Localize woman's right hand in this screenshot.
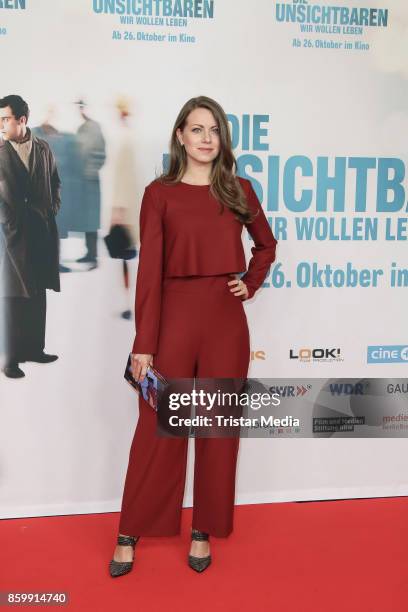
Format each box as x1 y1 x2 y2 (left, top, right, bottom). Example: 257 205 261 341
131 353 153 382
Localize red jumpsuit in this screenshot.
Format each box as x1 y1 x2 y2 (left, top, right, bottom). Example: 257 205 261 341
119 177 277 537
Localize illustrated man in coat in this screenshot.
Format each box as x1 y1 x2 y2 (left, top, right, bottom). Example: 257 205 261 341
74 99 106 269
0 95 61 379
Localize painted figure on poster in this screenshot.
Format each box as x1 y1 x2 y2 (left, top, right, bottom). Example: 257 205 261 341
0 95 60 379
109 96 139 319
73 99 106 269
33 106 82 273
0 0 26 10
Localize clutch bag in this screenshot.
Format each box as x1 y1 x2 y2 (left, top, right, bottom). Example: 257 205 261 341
104 224 137 260
124 353 168 411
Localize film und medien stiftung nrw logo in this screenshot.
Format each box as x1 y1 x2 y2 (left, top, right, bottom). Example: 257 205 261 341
367 346 408 364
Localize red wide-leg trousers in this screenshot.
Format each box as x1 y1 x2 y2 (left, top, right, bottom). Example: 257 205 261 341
119 274 250 538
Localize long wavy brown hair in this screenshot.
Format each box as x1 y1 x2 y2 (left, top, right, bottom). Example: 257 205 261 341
158 96 256 224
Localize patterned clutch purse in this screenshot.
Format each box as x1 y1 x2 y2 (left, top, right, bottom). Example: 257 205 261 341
124 354 168 411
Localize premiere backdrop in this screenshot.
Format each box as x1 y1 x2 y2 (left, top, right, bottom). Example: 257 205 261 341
1 0 407 518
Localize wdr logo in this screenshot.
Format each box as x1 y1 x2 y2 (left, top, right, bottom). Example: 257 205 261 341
367 345 408 364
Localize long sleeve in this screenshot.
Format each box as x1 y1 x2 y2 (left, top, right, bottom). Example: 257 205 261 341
240 180 277 299
0 193 12 225
94 128 106 172
0 162 13 225
132 185 164 355
49 149 61 215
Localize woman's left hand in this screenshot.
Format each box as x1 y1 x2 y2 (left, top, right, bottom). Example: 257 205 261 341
227 275 249 300
110 206 126 227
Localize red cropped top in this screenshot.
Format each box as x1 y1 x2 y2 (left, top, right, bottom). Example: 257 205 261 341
132 176 277 355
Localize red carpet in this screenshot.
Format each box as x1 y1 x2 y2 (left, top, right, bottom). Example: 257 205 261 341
1 498 407 612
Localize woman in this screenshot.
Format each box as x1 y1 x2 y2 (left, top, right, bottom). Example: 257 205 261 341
109 96 277 577
109 96 139 319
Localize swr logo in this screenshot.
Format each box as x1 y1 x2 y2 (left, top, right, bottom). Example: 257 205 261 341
269 385 310 397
